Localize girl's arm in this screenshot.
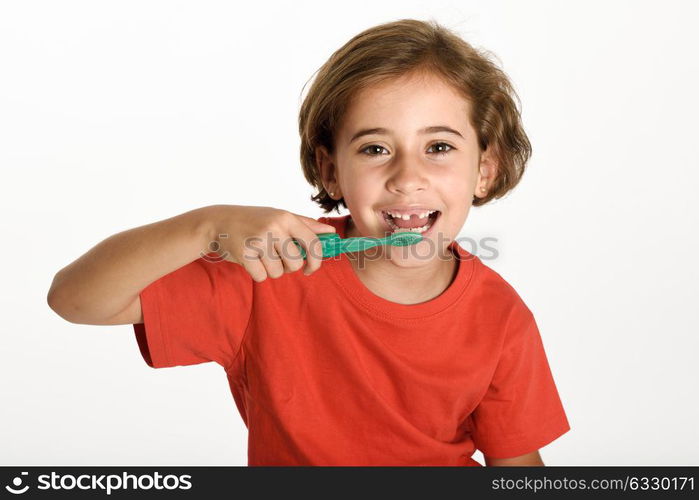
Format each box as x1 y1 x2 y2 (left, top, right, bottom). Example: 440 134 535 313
485 450 545 466
47 205 216 325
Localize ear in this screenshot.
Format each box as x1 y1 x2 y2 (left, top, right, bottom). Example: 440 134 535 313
475 146 498 198
315 145 341 199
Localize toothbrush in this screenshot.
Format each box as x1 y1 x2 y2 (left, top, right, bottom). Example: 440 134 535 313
293 232 423 260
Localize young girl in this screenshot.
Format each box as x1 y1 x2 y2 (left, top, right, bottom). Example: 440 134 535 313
48 18 569 466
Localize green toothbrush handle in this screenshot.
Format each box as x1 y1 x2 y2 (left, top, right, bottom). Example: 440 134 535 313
293 233 341 260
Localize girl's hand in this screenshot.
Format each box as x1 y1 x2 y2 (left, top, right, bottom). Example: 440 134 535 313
206 205 337 282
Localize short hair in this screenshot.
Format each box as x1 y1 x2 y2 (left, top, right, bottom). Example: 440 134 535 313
298 18 532 214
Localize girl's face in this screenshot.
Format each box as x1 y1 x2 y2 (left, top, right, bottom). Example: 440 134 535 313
317 71 496 264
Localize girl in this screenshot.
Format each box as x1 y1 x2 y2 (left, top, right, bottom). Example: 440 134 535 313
48 18 569 466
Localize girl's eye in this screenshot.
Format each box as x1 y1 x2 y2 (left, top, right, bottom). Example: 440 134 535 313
359 142 455 157
361 145 388 156
427 142 454 156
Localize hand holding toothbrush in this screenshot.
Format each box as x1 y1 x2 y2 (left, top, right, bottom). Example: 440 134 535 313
205 205 336 282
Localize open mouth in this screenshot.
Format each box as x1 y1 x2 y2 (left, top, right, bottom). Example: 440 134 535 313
380 209 441 234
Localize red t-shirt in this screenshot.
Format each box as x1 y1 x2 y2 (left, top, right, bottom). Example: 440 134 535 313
133 214 570 465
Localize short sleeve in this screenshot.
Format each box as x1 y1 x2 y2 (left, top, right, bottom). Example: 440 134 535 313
470 310 570 459
132 253 253 370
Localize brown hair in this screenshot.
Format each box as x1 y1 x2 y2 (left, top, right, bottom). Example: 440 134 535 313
298 18 532 214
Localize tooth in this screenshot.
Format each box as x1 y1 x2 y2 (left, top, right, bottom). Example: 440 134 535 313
385 209 438 221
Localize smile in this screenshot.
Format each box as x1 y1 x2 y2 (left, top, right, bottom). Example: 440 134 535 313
380 209 441 235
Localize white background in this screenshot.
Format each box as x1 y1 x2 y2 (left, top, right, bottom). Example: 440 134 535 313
1 0 697 466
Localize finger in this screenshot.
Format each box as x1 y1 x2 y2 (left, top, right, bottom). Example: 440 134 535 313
290 221 325 275
258 235 285 279
238 246 268 283
295 215 336 234
276 235 304 274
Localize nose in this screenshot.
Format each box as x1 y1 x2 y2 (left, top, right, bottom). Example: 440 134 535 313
385 159 428 196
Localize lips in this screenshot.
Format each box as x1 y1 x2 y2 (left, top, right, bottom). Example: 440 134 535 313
379 209 441 234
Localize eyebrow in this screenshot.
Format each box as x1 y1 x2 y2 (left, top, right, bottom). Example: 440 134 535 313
349 125 464 144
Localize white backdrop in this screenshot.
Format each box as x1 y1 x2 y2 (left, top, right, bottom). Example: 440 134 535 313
1 0 697 466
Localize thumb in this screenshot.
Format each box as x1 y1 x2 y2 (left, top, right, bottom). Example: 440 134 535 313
297 215 337 233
